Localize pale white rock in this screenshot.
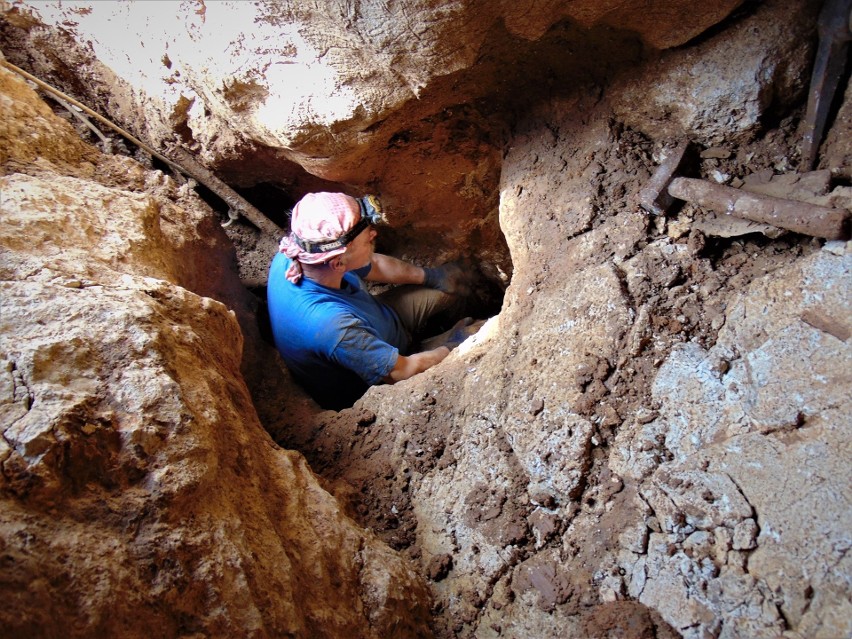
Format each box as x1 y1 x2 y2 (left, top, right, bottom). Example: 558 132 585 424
612 0 814 144
625 248 852 638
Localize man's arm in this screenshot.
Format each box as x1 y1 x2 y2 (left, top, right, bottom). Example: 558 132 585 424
365 253 425 285
383 346 450 384
366 254 471 296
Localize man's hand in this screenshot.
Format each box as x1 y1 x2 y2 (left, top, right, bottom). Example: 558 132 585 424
383 347 449 383
385 317 487 384
418 317 486 352
422 262 472 296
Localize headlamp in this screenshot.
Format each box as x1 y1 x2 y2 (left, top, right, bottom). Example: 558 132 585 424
358 194 384 225
293 194 384 254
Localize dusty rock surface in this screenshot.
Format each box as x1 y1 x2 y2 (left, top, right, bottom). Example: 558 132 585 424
0 65 431 639
610 0 816 145
2 0 851 638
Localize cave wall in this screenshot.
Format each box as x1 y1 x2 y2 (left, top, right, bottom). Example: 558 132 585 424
0 65 432 639
2 0 747 159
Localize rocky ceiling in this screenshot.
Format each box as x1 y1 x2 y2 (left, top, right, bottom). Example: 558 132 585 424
1 0 746 265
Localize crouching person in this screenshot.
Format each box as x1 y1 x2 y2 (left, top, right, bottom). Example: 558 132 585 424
267 192 480 410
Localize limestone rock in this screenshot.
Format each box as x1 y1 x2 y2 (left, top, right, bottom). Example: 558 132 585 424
1 0 742 268
8 0 743 155
612 0 816 144
0 60 430 639
620 246 851 639
288 17 848 633
2 2 848 638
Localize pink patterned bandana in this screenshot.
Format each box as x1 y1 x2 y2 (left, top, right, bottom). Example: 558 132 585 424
279 192 361 283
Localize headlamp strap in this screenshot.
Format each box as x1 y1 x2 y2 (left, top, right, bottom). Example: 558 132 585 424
293 216 371 254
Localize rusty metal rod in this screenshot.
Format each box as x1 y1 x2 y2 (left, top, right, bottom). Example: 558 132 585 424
169 146 284 237
667 177 849 240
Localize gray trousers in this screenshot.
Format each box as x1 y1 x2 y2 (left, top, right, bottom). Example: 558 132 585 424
376 285 459 352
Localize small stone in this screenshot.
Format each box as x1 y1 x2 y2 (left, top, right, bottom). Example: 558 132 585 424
427 553 453 581
667 215 691 239
684 530 713 557
529 489 556 509
733 518 758 550
635 408 658 424
710 169 730 184
598 404 620 427
529 509 560 547
600 584 619 603
530 398 544 416
356 410 376 427
713 526 732 551
700 147 731 159
81 423 98 435
823 240 847 256
646 516 662 533
711 358 730 375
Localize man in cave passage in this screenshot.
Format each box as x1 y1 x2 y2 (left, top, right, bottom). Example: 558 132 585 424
267 191 482 411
